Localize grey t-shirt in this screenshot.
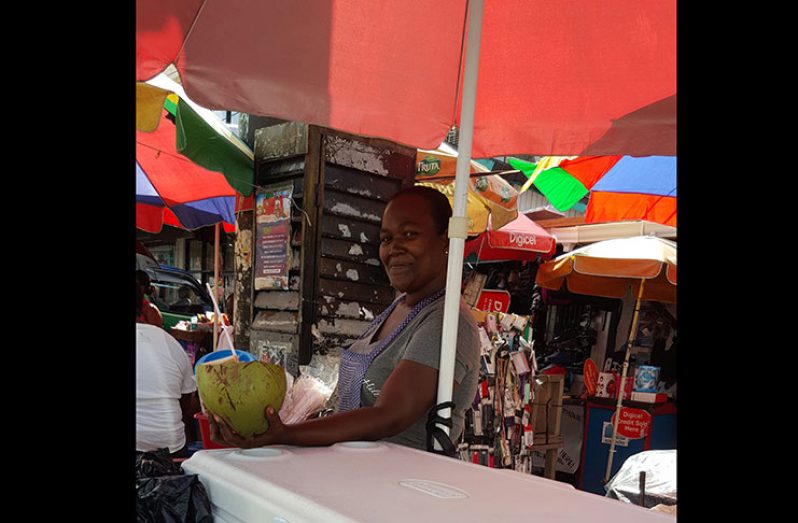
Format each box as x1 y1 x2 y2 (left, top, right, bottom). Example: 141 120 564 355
346 296 480 451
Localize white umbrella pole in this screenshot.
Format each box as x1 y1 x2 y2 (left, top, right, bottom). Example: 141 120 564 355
213 222 221 350
604 279 647 482
435 0 484 451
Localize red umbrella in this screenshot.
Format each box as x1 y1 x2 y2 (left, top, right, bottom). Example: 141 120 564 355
464 214 556 262
136 0 675 157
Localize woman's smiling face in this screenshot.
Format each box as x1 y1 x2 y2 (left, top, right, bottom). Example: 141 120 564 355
379 193 449 302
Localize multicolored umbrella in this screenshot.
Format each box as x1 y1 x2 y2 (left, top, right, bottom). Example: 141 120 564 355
136 160 236 234
415 145 518 235
463 213 556 262
509 155 676 227
137 73 254 197
136 73 256 233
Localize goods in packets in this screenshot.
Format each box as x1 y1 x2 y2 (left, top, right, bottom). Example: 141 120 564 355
196 359 287 437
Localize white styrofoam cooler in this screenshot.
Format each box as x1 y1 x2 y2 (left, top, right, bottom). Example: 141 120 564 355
182 441 672 523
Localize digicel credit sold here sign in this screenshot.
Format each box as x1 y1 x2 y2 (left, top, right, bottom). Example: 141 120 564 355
610 408 653 439
475 290 511 313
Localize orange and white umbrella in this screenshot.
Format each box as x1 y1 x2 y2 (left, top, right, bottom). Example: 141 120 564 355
535 236 676 303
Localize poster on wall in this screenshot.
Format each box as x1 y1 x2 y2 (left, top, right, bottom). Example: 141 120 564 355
254 184 293 291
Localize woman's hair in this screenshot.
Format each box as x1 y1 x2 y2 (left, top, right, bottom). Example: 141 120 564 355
389 186 452 234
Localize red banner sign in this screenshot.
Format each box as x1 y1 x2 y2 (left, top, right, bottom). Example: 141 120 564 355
611 408 652 439
475 290 511 313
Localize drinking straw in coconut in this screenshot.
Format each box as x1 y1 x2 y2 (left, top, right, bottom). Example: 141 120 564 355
206 282 237 362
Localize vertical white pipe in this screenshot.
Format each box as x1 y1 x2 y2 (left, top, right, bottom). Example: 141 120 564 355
435 0 484 449
604 279 647 482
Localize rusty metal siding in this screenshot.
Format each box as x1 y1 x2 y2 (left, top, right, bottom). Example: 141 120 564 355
517 188 585 218
310 130 414 356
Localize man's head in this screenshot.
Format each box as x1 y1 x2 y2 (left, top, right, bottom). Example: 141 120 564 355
136 270 153 296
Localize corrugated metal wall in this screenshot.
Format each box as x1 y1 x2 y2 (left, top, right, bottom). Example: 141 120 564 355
517 189 584 218
313 132 416 356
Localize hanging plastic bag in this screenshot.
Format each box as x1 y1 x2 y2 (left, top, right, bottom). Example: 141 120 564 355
278 354 338 423
135 448 182 480
136 448 213 522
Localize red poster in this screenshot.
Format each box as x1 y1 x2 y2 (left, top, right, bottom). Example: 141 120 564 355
611 408 652 439
475 290 511 313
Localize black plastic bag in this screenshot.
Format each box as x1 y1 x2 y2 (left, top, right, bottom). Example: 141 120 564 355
136 474 213 523
136 448 182 480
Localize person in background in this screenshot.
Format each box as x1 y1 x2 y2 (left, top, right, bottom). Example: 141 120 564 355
171 285 193 310
209 186 481 453
224 291 235 325
136 282 200 457
136 270 163 328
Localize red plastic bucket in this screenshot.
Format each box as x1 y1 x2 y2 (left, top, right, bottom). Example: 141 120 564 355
194 412 233 449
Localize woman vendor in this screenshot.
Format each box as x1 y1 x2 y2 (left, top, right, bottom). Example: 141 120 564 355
209 186 481 452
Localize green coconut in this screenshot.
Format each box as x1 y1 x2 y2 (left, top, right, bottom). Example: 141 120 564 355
196 360 287 437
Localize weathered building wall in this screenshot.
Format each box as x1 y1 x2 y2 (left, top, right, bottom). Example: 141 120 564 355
313 138 414 355
246 123 308 374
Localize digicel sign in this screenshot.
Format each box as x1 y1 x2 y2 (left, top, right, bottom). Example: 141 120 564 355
491 232 538 250
509 233 536 247
610 408 652 439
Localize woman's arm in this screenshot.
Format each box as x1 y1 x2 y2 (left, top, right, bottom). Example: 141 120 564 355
210 359 455 448
180 391 201 443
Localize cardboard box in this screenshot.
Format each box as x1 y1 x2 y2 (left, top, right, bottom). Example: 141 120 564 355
631 391 668 404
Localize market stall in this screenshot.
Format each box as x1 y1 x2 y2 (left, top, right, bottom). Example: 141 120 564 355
536 236 677 491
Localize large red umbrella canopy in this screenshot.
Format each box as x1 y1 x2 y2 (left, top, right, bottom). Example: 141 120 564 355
136 0 675 157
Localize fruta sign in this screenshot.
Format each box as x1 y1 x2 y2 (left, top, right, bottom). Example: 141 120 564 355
610 407 652 439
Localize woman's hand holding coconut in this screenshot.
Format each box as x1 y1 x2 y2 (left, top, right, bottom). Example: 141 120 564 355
208 406 286 448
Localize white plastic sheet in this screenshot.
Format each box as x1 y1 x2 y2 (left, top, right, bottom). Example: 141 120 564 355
605 450 676 508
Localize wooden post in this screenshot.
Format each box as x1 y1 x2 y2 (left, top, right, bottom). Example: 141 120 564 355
234 210 255 351
298 126 323 366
